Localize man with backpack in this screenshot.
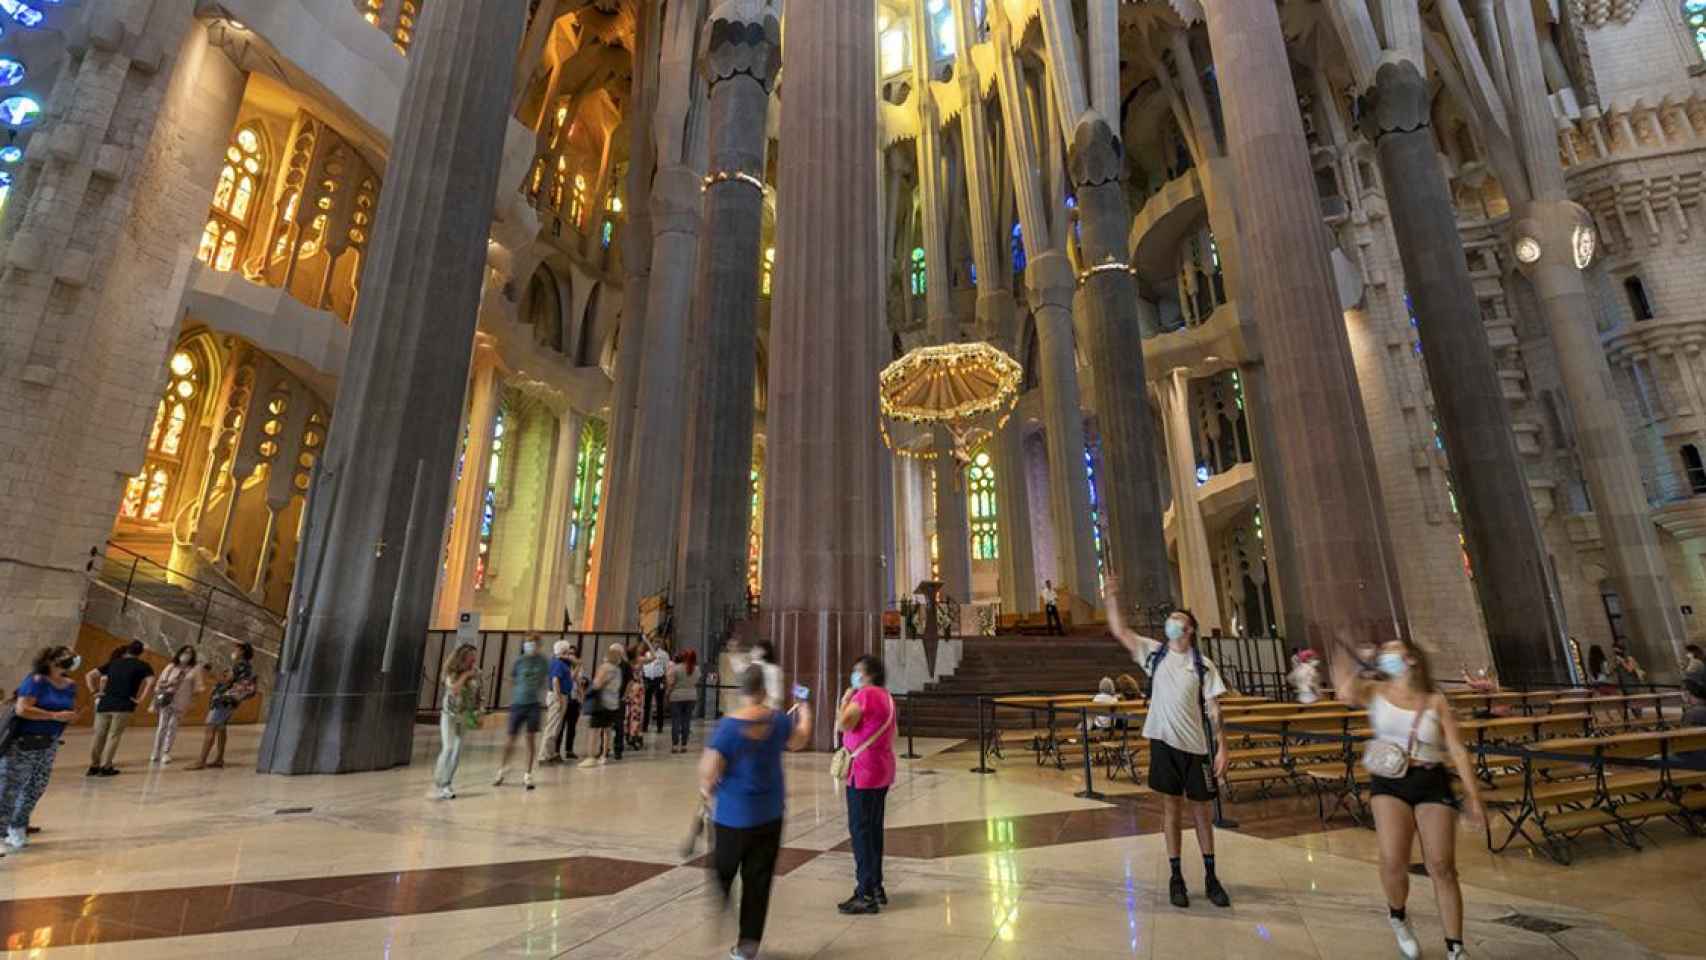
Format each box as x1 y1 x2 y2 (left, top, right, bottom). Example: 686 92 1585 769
1103 577 1232 909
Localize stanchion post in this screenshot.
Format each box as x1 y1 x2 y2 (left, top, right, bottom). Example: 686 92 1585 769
1073 707 1106 800
970 695 995 774
900 691 922 760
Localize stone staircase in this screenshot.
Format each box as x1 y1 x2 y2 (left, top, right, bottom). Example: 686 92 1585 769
88 545 284 661
900 630 1138 740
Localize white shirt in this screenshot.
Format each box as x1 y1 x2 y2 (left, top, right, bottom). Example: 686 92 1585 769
1042 586 1058 605
1369 694 1446 765
728 652 785 710
641 648 669 680
1133 637 1228 756
1090 691 1118 729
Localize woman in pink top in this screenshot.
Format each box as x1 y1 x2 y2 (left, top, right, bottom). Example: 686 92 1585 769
836 655 895 915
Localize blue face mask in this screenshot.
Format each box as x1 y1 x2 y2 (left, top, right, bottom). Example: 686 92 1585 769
850 671 865 690
1377 652 1410 678
1164 619 1187 643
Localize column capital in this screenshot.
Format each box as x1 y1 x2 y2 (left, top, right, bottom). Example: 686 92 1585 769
1025 250 1077 311
704 1 781 93
1067 111 1123 190
1358 60 1431 143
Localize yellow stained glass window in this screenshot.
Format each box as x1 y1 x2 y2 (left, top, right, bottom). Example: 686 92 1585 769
202 123 267 273
160 402 187 456
142 468 170 521
120 473 147 519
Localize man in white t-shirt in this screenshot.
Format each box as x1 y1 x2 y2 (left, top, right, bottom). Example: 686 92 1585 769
641 638 670 735
1041 580 1064 635
1104 577 1232 910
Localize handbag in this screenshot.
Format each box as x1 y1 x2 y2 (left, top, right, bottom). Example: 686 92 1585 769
830 692 894 784
1361 701 1425 779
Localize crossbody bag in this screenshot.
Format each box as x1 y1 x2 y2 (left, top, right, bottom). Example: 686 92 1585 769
1361 701 1425 779
830 692 895 785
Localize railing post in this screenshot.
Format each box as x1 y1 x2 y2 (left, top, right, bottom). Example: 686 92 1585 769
493 631 510 710
121 557 139 612
1073 706 1105 800
969 695 994 774
195 588 212 646
900 691 921 760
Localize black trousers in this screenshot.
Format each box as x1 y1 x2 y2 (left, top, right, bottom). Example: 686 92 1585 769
643 677 668 733
714 817 782 946
845 786 889 896
1045 603 1064 635
560 699 581 757
669 700 694 746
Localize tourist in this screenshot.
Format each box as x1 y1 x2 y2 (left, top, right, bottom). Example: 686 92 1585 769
83 646 124 697
1041 579 1065 635
1611 641 1645 691
623 644 646 752
1681 644 1705 683
88 640 156 777
642 636 670 736
837 654 896 915
1289 649 1322 704
1588 644 1615 694
739 640 785 710
1682 677 1706 727
1 646 81 849
1089 676 1119 729
189 642 258 770
494 633 547 789
699 664 814 959
1103 577 1232 909
1114 674 1143 701
149 644 205 764
435 643 481 799
580 644 624 768
668 649 701 753
540 640 579 765
1332 638 1485 960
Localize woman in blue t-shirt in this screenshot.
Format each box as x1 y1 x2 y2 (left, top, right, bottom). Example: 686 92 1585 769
698 665 813 960
2 645 82 850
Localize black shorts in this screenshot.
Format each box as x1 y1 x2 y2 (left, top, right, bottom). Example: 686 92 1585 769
1148 739 1215 801
589 707 619 729
508 701 543 735
1369 764 1459 809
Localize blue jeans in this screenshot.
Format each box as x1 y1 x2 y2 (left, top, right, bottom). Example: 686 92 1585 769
845 786 888 897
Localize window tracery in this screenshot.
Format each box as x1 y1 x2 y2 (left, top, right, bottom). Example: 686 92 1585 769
120 348 205 524
1687 1 1706 60
197 124 267 273
968 449 997 560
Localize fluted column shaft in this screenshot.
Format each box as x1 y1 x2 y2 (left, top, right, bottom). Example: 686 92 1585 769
260 0 527 773
1364 60 1562 681
1201 0 1407 650
675 6 780 658
763 0 885 748
434 351 499 629
1028 254 1103 605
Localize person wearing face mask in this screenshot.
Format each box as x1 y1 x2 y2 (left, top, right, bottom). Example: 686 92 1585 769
494 633 548 789
735 641 784 711
149 645 204 764
835 655 896 915
1332 638 1485 960
1 646 82 849
1103 577 1232 910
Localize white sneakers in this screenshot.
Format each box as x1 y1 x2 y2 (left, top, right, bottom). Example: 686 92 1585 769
5 827 27 850
1389 916 1421 960
492 768 507 787
578 756 603 769
524 772 535 791
160 754 172 765
436 786 455 800
1445 944 1468 960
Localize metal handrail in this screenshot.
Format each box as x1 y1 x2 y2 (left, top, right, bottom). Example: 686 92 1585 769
96 541 279 622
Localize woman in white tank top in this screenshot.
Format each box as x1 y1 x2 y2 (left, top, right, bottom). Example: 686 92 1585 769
1334 639 1485 960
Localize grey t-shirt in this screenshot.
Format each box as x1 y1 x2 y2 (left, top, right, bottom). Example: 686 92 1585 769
510 653 547 706
1134 638 1228 756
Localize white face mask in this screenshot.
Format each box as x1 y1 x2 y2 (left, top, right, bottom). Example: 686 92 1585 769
178 654 192 665
523 641 538 655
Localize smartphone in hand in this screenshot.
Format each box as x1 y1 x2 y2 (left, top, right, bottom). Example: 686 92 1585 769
792 683 810 702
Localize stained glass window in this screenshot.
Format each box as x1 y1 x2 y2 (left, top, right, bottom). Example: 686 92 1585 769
198 123 266 272
120 349 201 524
475 410 505 591
1688 1 1706 60
1011 222 1026 275
910 246 927 296
968 450 998 560
1086 444 1105 581
761 247 775 297
880 24 910 76
748 465 764 600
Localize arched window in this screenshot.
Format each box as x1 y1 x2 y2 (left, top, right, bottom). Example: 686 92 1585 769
748 465 764 600
1682 444 1706 494
1011 222 1026 275
879 23 910 76
570 174 589 227
910 246 927 296
198 124 267 273
475 410 505 591
1688 1 1706 61
929 0 956 57
967 450 998 560
761 246 775 297
550 156 567 210
119 348 204 524
1624 275 1655 321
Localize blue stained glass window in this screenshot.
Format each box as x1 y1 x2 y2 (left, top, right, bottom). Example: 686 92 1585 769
0 145 19 163
480 489 495 537
0 95 40 127
0 0 44 28
601 219 613 249
1010 222 1026 274
1688 1 1706 60
0 59 24 87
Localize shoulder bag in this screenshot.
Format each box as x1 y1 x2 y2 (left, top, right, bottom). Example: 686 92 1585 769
830 692 895 784
1361 700 1424 779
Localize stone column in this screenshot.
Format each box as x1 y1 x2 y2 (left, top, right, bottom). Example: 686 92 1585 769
675 3 780 659
259 0 527 774
1160 370 1221 632
763 0 885 748
1070 117 1171 606
1362 60 1564 681
1028 255 1103 607
1201 0 1407 649
433 347 500 628
537 410 583 630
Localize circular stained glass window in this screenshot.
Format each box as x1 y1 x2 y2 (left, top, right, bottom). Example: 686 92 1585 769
0 145 19 163
0 59 24 88
2 1 46 28
0 95 41 127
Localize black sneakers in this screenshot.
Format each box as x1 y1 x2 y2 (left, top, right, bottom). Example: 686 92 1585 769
838 893 880 915
1169 876 1189 908
1205 875 1231 908
875 885 888 906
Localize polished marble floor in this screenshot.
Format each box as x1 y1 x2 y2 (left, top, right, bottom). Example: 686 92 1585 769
0 720 1696 958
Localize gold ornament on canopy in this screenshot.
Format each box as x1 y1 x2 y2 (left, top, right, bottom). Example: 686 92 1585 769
878 342 1022 466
